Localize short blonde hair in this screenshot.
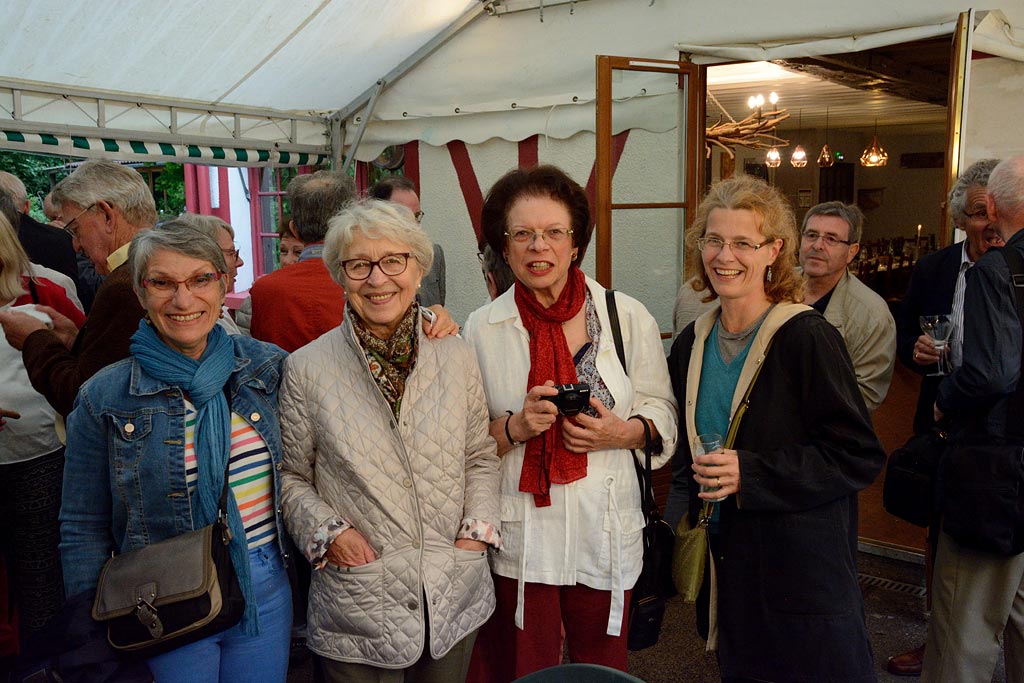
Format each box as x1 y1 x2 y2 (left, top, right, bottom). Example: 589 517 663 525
322 199 433 287
685 175 803 304
0 213 31 301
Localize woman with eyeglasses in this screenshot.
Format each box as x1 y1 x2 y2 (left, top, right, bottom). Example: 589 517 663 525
461 165 677 680
278 199 500 681
664 175 884 683
61 220 293 681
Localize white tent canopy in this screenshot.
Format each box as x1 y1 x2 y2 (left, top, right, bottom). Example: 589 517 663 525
2 0 1022 165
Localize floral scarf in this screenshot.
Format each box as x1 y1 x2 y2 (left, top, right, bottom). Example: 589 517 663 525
350 303 418 416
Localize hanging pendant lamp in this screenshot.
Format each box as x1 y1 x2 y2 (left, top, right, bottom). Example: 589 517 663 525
817 107 835 168
860 119 888 167
790 110 807 168
766 146 782 168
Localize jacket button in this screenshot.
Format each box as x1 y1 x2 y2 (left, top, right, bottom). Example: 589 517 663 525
407 600 418 611
403 478 412 488
276 462 283 471
411 538 420 549
250 412 261 422
124 422 135 434
276 507 283 515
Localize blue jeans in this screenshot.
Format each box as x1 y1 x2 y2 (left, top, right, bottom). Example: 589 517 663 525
146 546 292 683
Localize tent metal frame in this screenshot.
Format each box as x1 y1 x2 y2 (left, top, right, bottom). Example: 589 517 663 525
0 78 330 158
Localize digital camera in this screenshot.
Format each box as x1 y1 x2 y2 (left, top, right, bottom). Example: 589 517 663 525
543 383 591 417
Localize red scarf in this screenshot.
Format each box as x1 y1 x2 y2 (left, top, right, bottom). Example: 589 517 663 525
514 266 588 507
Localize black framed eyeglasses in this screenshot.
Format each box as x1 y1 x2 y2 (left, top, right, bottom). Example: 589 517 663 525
340 253 412 280
62 203 96 238
222 246 240 260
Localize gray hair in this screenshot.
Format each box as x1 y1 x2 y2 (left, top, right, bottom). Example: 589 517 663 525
0 188 20 227
801 201 865 244
481 244 515 297
287 170 356 243
129 219 228 298
949 158 1000 220
982 156 1024 219
177 212 235 240
0 171 28 209
323 199 433 287
53 160 158 229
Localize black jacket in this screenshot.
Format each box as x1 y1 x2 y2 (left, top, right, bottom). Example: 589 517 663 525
668 310 884 683
895 243 961 434
17 213 82 295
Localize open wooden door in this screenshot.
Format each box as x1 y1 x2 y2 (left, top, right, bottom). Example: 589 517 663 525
594 56 703 339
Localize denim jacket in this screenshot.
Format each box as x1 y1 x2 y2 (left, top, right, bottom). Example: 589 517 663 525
60 335 289 596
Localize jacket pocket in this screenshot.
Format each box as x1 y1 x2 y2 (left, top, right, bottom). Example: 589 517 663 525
107 412 154 544
312 559 386 640
498 495 523 560
757 508 854 617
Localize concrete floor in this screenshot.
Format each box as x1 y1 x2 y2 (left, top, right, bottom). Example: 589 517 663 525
286 549 1008 682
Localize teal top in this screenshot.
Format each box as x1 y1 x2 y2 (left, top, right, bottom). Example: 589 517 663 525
695 317 755 440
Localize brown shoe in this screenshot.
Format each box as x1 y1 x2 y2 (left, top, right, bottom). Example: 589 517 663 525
887 643 925 676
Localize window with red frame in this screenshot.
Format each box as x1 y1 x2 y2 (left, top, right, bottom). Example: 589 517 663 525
247 166 311 278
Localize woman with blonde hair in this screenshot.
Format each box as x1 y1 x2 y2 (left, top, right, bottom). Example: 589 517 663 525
0 213 84 639
665 175 884 682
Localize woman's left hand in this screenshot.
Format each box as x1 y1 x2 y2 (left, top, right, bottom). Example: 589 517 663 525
424 305 459 338
561 397 643 452
692 448 741 499
454 539 488 552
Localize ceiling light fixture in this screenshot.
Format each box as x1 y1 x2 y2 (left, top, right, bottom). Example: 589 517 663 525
860 119 888 167
790 110 807 168
817 107 835 168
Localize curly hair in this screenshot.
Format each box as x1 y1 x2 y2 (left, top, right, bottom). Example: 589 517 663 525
684 175 803 305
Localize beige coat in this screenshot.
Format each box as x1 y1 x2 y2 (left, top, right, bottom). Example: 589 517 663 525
279 314 500 667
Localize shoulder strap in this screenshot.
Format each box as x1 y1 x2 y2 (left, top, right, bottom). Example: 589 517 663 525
698 337 776 524
28 277 40 304
605 289 627 374
998 246 1024 440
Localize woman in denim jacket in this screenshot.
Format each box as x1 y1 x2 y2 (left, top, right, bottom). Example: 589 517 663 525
60 221 292 682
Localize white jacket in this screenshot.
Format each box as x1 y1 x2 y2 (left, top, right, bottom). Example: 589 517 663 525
463 277 677 635
279 314 500 667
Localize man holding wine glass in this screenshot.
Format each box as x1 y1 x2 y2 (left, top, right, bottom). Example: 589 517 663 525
887 158 1002 676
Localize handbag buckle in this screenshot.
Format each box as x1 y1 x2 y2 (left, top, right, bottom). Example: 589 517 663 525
134 598 164 638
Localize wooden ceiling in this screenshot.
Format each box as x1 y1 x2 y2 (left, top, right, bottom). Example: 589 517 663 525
706 37 952 133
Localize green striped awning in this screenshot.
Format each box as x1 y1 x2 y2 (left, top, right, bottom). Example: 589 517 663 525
1 130 327 167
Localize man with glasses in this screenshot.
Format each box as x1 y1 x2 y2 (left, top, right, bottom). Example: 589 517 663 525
799 200 896 412
885 158 1003 677
0 160 156 417
370 176 446 307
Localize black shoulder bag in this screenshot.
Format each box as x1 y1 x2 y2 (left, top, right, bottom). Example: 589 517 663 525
605 290 675 651
938 246 1024 555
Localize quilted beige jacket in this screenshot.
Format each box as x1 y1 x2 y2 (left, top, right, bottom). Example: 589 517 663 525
278 315 499 667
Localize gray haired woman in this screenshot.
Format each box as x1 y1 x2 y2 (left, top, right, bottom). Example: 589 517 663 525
279 199 500 681
60 220 292 681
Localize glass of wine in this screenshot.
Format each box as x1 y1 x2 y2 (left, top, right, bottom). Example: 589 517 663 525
920 314 954 376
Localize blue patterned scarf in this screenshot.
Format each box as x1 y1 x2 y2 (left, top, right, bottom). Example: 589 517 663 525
129 320 259 635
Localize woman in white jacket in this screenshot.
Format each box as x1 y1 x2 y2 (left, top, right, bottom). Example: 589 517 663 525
463 165 677 681
278 200 501 682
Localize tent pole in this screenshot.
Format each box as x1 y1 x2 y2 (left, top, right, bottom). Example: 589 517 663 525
331 118 344 169
341 80 385 175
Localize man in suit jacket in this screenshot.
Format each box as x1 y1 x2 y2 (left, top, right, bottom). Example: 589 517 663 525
886 158 1003 676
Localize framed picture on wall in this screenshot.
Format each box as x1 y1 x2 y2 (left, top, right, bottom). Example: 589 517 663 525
743 159 768 182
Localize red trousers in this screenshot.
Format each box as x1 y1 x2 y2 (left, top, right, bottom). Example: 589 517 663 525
466 575 632 683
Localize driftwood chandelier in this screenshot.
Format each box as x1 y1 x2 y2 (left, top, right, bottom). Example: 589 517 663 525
705 90 790 159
